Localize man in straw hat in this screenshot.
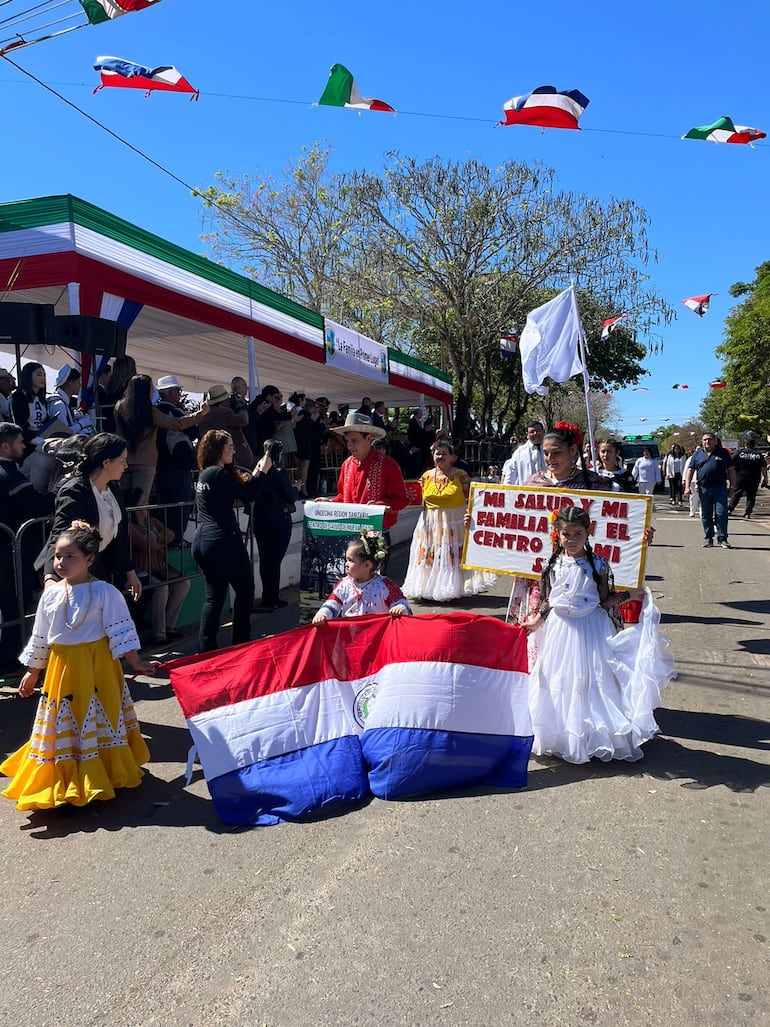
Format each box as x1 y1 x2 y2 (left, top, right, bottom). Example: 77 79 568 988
319 411 408 562
196 383 255 468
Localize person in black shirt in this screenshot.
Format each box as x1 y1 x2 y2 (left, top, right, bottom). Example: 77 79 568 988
192 429 271 652
728 436 768 518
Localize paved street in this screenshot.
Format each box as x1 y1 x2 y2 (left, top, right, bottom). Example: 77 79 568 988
1 497 768 1026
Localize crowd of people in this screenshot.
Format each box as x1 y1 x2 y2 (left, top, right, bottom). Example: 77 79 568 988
0 366 757 814
0 362 444 670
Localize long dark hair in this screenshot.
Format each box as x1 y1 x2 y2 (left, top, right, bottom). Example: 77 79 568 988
541 505 604 593
105 355 137 404
198 429 249 482
115 374 154 447
18 361 45 399
77 432 128 480
544 423 593 489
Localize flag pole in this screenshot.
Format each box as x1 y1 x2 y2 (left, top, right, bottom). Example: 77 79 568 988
571 286 595 466
579 329 595 465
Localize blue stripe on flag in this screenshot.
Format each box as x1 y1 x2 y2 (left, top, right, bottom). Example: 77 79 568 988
362 727 534 800
206 736 368 826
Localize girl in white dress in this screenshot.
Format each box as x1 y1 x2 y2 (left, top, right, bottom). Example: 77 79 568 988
1 521 160 811
524 507 675 764
313 531 412 623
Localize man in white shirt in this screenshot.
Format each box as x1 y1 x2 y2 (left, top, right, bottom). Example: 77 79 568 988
500 421 546 485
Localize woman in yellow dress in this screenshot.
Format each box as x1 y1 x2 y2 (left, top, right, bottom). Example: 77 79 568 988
402 441 495 601
1 521 160 812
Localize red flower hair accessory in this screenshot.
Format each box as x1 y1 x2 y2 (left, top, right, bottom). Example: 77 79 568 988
553 420 584 448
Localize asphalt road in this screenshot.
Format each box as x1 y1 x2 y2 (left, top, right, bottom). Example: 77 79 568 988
1 495 768 1026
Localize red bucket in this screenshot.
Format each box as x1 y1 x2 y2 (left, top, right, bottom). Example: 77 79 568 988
619 598 643 624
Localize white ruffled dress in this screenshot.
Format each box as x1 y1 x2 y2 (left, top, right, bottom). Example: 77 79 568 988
528 555 675 763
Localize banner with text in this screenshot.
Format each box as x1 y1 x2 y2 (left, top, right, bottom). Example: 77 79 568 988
324 319 389 384
299 502 387 624
462 485 651 588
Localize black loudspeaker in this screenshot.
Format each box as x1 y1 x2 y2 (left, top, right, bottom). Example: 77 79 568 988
0 302 56 344
53 315 127 358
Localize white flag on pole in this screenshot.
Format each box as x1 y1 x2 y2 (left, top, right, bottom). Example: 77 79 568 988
519 286 586 396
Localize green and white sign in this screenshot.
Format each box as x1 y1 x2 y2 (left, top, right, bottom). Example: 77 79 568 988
299 502 387 623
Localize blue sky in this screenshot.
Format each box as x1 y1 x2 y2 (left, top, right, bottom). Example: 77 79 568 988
2 0 768 433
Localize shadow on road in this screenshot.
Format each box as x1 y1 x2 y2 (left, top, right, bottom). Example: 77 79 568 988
661 613 763 627
657 707 770 752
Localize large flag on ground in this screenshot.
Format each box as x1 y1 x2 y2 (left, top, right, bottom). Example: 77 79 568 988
94 56 198 96
519 286 586 396
81 0 161 23
319 63 395 112
682 117 766 145
168 613 532 826
682 293 715 317
501 86 589 129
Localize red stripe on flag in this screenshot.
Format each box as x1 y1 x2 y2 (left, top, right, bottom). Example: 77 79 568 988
167 612 528 719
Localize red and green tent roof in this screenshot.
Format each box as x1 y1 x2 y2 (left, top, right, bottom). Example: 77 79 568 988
0 194 452 406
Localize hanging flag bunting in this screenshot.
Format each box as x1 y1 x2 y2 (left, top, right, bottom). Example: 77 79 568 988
501 86 589 130
632 387 650 392
318 63 395 112
639 417 648 422
1 0 162 57
500 333 519 358
672 384 689 389
94 56 199 97
683 117 766 145
682 293 715 317
601 313 630 340
81 0 160 23
710 380 727 388
519 286 586 396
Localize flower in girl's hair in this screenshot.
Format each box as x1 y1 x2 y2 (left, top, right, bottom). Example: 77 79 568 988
69 519 93 532
362 529 388 562
550 528 559 545
548 510 559 523
553 420 584 448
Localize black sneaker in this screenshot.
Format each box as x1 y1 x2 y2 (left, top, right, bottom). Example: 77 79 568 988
719 540 732 549
702 539 713 547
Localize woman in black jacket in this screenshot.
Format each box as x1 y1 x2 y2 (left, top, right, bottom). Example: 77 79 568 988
252 440 298 611
39 433 143 601
193 429 271 652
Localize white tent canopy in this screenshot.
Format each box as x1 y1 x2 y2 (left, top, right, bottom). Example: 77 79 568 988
0 195 453 409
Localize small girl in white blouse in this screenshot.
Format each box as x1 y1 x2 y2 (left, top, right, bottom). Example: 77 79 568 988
312 531 412 624
1 521 159 812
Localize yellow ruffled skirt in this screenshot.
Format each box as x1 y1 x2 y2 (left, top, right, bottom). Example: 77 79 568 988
1 638 150 811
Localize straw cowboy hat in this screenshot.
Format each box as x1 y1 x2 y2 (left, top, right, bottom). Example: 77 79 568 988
330 411 387 440
205 384 231 405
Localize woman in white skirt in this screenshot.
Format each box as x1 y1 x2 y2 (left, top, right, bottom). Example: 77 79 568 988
402 441 494 602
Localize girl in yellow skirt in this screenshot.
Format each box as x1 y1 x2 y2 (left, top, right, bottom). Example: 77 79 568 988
1 521 160 811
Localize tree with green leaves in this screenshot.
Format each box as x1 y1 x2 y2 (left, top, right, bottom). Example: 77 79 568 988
199 144 671 439
700 262 770 436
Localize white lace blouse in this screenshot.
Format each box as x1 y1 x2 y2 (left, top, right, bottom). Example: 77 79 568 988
19 580 140 669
